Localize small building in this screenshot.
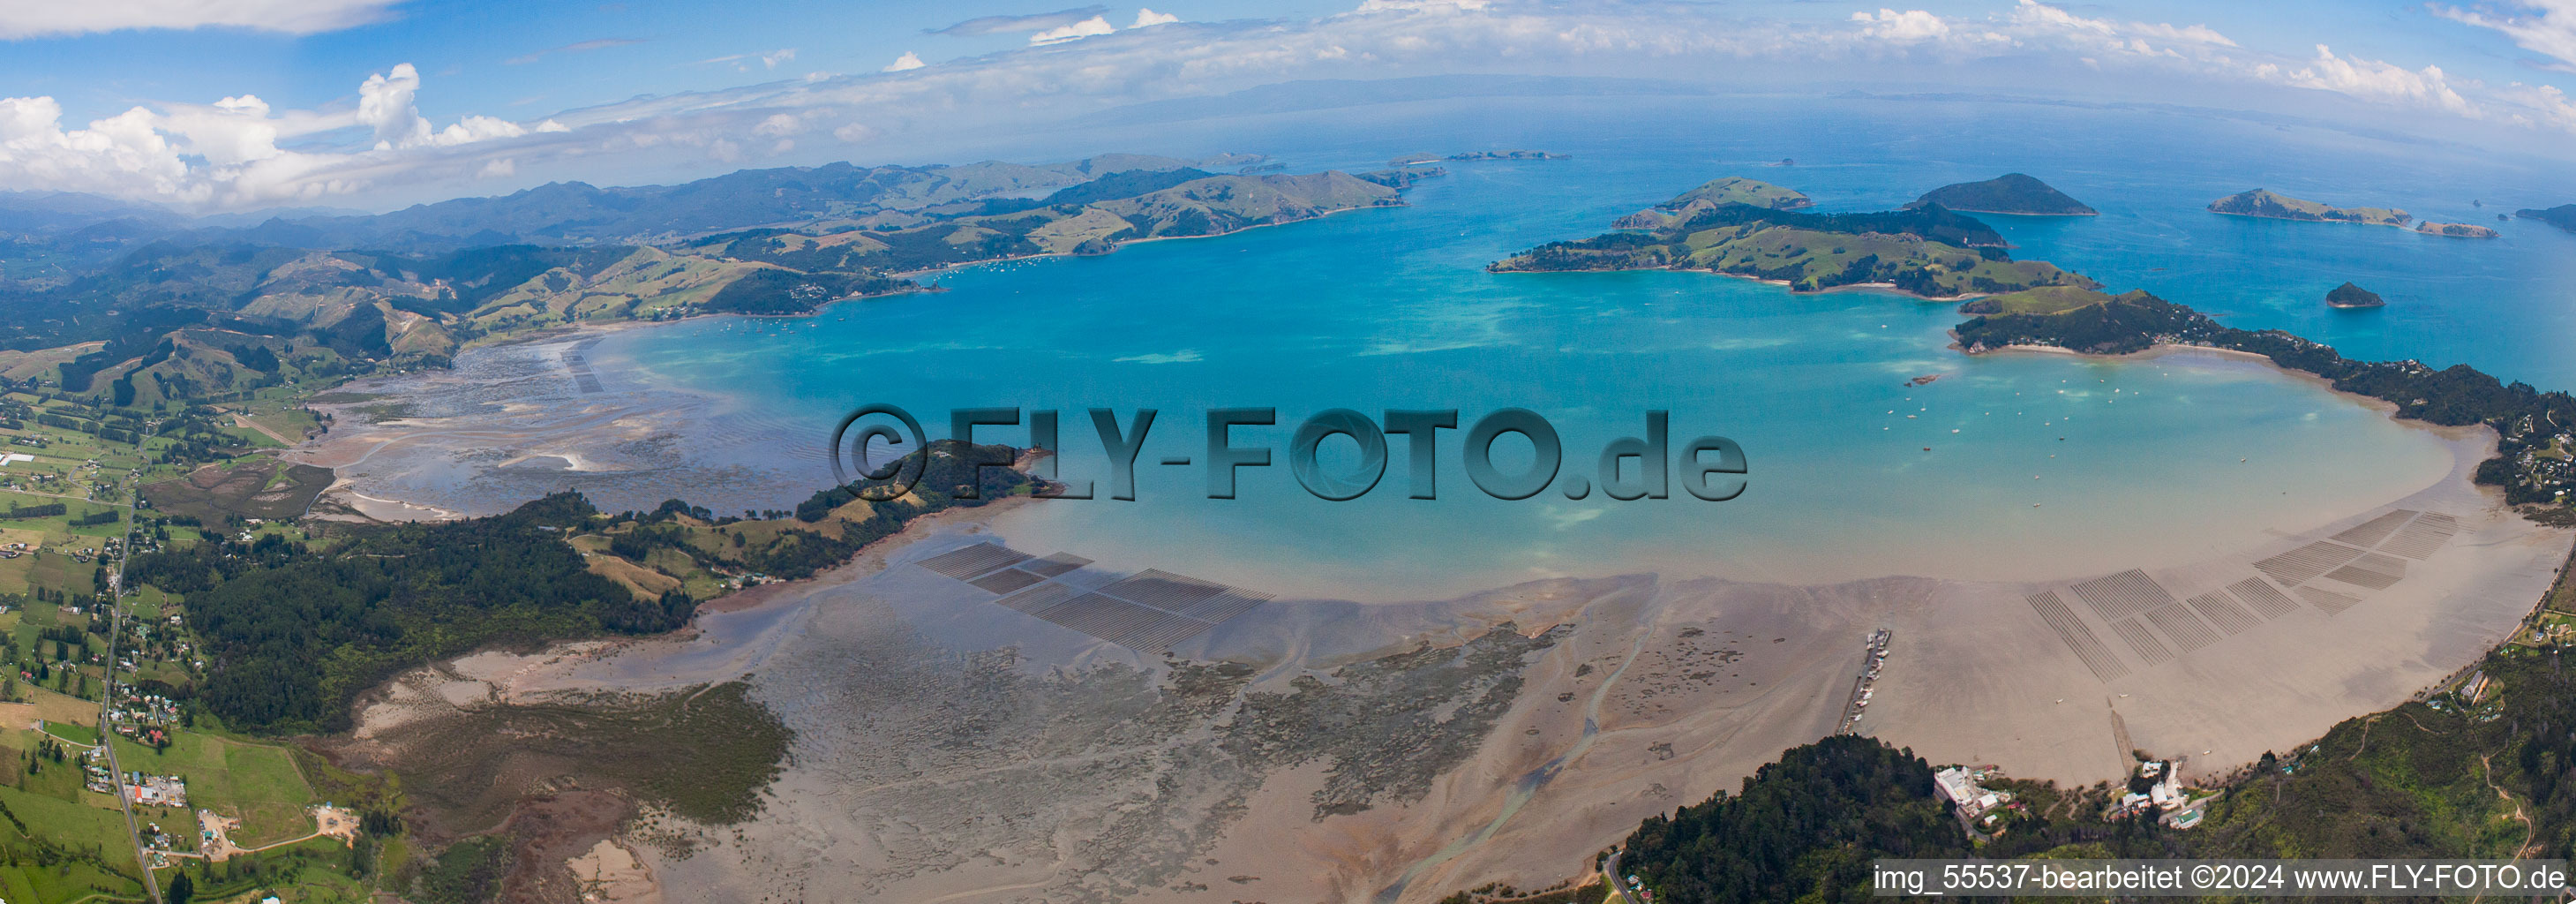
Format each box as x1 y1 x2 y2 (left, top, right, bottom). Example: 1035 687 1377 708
1934 766 1979 810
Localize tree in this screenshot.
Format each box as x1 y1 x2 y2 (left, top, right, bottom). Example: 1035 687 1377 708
166 870 193 904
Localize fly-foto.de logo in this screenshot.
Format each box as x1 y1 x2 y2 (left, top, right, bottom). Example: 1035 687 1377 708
828 405 1746 503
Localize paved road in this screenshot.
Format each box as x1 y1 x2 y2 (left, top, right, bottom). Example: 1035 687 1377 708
94 427 162 904
1603 849 1641 904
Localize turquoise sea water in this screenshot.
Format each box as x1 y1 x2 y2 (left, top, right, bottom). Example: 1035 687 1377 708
597 95 2570 599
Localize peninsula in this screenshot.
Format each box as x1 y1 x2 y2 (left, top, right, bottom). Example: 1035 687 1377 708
2208 188 2409 226
1907 173 2097 215
1493 177 2096 298
2517 203 2576 231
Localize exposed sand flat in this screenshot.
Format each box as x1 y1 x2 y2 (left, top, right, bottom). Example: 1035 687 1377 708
1870 428 2567 787
291 330 816 521
351 422 2560 904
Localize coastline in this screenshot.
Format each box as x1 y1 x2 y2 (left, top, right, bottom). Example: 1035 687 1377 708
887 199 1409 281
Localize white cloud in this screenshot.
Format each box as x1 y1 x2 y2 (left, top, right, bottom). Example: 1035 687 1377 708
0 0 400 39
0 97 192 200
1132 8 1179 28
931 7 1108 37
2276 43 2475 114
5 0 2575 211
1353 0 1490 11
2009 1 2233 49
2436 0 2576 72
2490 79 2576 128
433 114 529 147
0 63 563 208
699 48 798 72
1030 15 1114 44
884 51 927 72
357 63 433 150
1851 9 1951 43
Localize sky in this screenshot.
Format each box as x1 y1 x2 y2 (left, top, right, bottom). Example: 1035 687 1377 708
0 0 2572 212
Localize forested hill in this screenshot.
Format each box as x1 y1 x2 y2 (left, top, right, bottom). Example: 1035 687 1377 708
1618 735 1967 903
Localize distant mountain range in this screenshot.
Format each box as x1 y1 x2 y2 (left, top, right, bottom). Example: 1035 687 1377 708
0 154 1444 406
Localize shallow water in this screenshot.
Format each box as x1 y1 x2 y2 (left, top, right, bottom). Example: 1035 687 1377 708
587 94 2541 599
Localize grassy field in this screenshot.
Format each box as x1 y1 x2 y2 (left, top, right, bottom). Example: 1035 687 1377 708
39 720 98 745
109 732 316 847
1956 285 2115 316
12 687 101 727
0 784 149 886
140 460 332 523
161 832 376 904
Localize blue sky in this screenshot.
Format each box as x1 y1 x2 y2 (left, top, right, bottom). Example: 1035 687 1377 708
2 0 2571 211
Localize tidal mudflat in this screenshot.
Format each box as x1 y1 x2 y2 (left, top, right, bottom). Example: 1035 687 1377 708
340 420 2560 902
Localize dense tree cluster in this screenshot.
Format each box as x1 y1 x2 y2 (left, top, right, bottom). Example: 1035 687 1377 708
1620 735 1969 903
126 491 674 732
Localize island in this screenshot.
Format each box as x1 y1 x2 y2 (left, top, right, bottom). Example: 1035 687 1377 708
2416 221 2500 237
2516 203 2576 232
2208 188 2410 226
1388 149 1566 165
1493 177 2097 299
1496 172 2573 511
1906 173 2097 215
2326 282 2385 308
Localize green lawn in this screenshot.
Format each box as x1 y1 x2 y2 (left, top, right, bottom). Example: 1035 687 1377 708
39 719 99 745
